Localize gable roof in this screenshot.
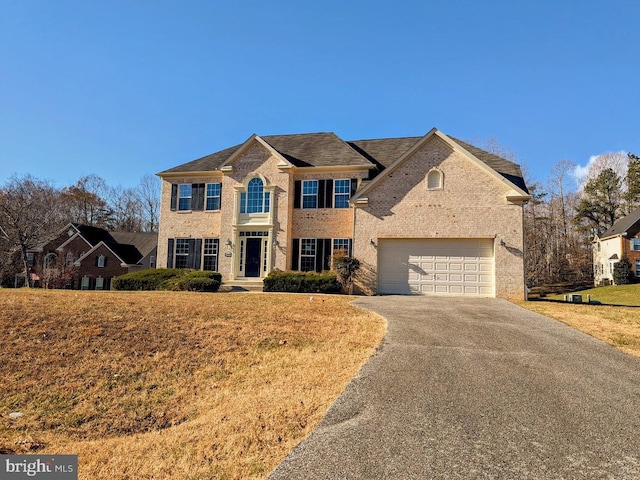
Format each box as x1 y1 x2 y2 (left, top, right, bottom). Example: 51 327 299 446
74 241 127 267
36 222 157 266
352 129 530 201
599 206 640 240
157 129 528 196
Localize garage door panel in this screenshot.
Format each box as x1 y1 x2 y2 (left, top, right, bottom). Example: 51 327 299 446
378 239 494 296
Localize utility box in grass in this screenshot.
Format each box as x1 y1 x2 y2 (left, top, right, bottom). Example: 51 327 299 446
570 294 582 303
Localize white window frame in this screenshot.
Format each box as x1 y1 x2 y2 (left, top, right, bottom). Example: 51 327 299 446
300 238 317 272
636 259 640 277
631 238 640 251
203 238 219 271
97 255 106 268
205 183 221 211
175 239 190 269
95 277 104 290
332 238 352 256
178 184 192 211
240 178 270 214
302 180 318 209
334 179 350 209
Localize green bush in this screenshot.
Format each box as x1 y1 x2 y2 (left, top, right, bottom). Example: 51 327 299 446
113 269 222 292
613 257 634 285
263 270 341 293
174 271 222 292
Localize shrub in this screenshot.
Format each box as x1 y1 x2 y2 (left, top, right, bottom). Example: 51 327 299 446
113 269 222 292
174 271 222 292
263 270 341 293
332 254 361 294
613 257 634 285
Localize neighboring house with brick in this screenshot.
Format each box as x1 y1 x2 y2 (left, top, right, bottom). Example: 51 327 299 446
23 223 157 289
593 206 640 286
157 128 530 298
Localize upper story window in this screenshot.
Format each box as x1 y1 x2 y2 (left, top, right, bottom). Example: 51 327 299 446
206 183 221 211
171 183 206 211
294 179 356 209
240 178 270 214
302 180 318 209
631 238 640 251
334 179 351 208
97 255 106 268
427 168 443 190
178 184 192 211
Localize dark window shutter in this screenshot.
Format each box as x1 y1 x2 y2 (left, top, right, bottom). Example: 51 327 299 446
294 181 301 209
194 238 202 269
187 238 201 269
291 238 300 270
170 184 178 211
318 180 326 209
192 183 205 211
350 178 358 197
167 239 174 268
348 239 353 257
315 239 329 273
323 238 331 270
325 179 333 208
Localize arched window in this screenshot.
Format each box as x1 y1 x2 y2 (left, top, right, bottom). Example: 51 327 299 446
240 177 271 214
427 169 443 190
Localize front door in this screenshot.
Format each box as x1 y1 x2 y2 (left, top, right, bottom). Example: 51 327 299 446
245 238 261 277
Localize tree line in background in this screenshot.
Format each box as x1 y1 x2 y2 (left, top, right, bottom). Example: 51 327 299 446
523 152 639 287
0 173 161 282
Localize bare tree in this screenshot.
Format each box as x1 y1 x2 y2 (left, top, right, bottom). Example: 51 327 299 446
61 174 114 228
578 152 628 188
0 175 63 287
109 185 143 232
138 174 161 232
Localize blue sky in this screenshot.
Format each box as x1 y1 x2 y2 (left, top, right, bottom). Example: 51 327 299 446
1 0 639 190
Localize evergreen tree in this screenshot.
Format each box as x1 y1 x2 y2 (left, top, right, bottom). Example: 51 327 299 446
624 153 640 213
574 167 622 236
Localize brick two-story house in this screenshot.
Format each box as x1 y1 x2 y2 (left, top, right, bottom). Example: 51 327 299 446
25 223 157 290
157 128 529 298
593 206 640 285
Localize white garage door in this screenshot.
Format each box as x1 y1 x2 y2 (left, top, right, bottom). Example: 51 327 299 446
378 239 495 296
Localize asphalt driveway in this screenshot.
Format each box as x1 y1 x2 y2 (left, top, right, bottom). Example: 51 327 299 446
269 296 640 479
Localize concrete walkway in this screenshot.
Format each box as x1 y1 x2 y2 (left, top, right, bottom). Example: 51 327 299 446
269 296 640 479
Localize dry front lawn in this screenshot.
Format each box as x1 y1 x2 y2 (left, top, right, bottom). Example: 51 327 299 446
0 289 385 479
517 300 640 358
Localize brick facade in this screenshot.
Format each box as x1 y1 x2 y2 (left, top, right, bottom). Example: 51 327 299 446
157 130 529 298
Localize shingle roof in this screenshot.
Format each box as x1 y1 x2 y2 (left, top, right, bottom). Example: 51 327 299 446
262 133 372 167
109 232 158 263
348 137 422 169
158 131 528 194
599 206 640 239
448 137 529 193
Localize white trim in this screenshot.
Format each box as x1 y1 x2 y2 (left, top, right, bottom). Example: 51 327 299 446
74 241 128 267
352 128 530 203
